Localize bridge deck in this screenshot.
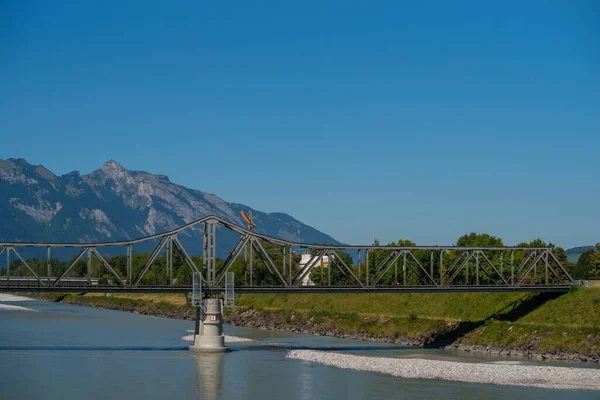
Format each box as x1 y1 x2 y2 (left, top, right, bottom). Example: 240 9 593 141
0 285 573 294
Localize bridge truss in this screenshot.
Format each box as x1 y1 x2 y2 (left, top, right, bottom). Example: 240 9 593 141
0 215 574 293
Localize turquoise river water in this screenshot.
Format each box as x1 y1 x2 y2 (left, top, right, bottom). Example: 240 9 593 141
0 298 598 399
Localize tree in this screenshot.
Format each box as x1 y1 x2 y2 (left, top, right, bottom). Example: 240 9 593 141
574 245 600 279
456 233 503 247
176 264 193 285
515 239 573 283
364 239 419 285
221 240 300 286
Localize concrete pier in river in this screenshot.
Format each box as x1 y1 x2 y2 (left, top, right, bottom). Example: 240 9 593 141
189 298 229 353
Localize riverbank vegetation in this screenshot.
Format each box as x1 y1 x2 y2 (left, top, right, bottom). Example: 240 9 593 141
28 287 600 361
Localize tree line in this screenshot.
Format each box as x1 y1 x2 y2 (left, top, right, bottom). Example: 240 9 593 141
572 244 600 280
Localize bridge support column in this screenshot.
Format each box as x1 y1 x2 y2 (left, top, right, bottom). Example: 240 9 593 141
203 221 217 285
189 299 229 353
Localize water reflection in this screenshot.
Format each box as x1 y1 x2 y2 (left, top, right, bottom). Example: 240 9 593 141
195 352 225 400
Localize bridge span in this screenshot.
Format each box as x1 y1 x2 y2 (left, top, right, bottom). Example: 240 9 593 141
0 282 573 294
0 215 575 294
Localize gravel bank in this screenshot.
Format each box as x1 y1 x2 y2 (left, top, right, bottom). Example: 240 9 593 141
0 294 33 302
286 350 600 391
0 303 39 312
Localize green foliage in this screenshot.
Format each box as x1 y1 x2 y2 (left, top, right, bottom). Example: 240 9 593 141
460 287 600 355
177 264 193 285
224 240 302 286
572 245 600 280
360 239 420 286
456 233 503 247
236 292 527 321
566 246 596 263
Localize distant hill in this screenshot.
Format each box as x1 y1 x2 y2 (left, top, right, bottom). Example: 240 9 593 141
0 158 340 255
566 246 596 263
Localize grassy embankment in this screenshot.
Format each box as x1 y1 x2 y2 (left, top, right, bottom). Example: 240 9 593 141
460 288 600 355
33 288 600 355
234 290 600 355
34 292 190 317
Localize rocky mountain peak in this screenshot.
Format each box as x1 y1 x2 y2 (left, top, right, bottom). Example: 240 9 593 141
101 160 128 177
97 160 134 186
0 158 340 250
102 160 126 171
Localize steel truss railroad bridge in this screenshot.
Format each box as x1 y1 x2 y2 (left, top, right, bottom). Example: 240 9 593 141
0 215 574 294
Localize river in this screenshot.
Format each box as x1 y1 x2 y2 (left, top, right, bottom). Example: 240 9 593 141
0 297 597 399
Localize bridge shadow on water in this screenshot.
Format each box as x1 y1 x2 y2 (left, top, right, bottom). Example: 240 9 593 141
424 291 564 348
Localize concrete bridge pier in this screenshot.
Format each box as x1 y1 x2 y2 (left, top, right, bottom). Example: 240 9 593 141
189 298 229 353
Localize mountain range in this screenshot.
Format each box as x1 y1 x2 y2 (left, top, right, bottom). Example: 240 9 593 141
0 158 339 255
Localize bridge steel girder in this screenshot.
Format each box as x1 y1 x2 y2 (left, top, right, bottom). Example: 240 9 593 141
9 246 45 286
203 220 217 285
0 214 575 292
171 236 201 275
251 238 288 287
371 250 403 287
514 251 536 278
126 244 132 286
405 251 439 287
516 250 547 286
53 248 88 287
327 250 364 287
133 236 169 286
442 251 467 285
477 250 510 286
372 250 398 275
132 234 201 287
293 249 325 287
215 235 250 285
0 284 574 294
91 248 125 286
548 250 574 283
445 251 476 286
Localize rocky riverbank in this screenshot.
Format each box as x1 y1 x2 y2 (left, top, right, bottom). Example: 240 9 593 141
225 307 440 346
22 292 600 363
449 343 599 363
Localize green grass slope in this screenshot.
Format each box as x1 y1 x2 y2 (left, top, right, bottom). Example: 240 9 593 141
28 288 600 358
460 287 600 355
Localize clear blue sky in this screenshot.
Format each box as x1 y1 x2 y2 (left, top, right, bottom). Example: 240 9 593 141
1 1 598 248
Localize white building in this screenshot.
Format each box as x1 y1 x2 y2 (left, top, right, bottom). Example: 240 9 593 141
299 253 331 286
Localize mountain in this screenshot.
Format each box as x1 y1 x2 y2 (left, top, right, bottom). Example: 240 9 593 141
0 158 339 255
566 246 597 263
